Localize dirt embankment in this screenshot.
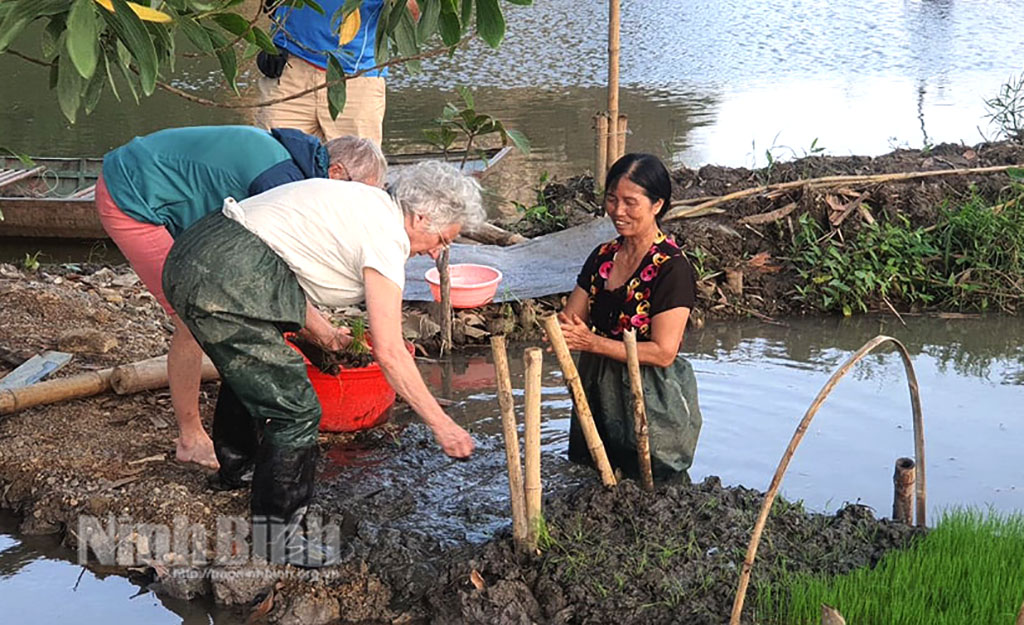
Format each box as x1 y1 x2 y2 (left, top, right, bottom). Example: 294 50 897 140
514 140 1024 319
0 263 922 624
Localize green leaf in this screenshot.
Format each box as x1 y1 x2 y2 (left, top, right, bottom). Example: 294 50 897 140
251 25 277 54
373 0 391 66
212 12 254 42
455 85 474 108
83 65 105 114
416 0 440 42
206 27 238 94
112 42 140 103
147 20 176 73
67 0 101 79
102 48 121 101
438 10 460 45
41 17 64 61
56 51 83 123
474 0 503 48
504 0 532 4
326 53 347 119
505 129 530 154
102 0 159 96
393 5 419 71
460 0 472 32
0 0 68 53
298 0 325 15
179 17 214 53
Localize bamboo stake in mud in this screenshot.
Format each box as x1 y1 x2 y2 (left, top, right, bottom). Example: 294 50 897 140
523 347 544 548
729 335 927 625
616 114 628 162
437 248 452 357
490 336 528 550
540 314 616 487
595 113 609 187
622 329 654 492
606 0 621 164
892 457 916 525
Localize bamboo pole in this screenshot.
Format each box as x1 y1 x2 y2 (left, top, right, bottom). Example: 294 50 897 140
606 0 621 167
665 163 1024 221
437 248 452 356
111 354 219 395
540 314 616 487
729 335 927 625
523 347 543 548
0 369 114 415
490 336 528 550
616 114 628 162
622 329 654 492
892 457 916 525
595 113 609 187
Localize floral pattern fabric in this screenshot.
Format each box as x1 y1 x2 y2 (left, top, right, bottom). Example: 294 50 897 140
576 230 696 340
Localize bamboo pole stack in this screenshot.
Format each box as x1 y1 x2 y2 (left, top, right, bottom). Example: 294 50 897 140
436 248 452 356
490 336 529 550
594 0 626 185
622 330 654 491
540 314 617 487
523 347 544 548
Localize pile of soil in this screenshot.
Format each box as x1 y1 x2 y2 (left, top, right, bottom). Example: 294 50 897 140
287 335 374 372
537 140 1024 318
427 478 921 625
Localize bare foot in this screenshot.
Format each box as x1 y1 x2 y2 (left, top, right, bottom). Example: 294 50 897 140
175 434 220 470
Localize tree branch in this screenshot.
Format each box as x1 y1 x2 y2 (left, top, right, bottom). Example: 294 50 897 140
154 36 472 109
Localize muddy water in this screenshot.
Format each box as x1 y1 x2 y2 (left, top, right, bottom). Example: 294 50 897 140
1 315 1022 619
2 0 1023 176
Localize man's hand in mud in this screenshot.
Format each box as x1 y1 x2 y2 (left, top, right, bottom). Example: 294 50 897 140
432 420 474 459
558 312 595 352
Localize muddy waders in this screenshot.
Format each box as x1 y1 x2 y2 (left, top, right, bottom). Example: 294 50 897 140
569 352 703 482
164 212 340 568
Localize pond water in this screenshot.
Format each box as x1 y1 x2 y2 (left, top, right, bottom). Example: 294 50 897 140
2 0 1023 179
2 315 1023 621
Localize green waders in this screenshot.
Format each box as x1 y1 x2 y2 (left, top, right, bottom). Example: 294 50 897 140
568 352 703 482
163 213 338 567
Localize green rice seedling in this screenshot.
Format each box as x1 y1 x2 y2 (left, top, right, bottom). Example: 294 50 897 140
757 508 1024 625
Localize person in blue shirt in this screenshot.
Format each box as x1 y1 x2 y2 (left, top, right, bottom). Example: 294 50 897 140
96 125 387 470
256 0 420 145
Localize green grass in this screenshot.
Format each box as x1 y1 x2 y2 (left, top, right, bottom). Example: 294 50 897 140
789 172 1024 314
757 508 1024 624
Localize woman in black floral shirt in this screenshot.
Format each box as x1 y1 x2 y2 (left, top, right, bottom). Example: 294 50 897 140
559 154 702 481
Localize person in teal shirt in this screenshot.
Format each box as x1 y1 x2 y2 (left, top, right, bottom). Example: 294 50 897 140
96 125 386 471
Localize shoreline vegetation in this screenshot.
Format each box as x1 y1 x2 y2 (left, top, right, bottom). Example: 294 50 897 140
2 141 1024 623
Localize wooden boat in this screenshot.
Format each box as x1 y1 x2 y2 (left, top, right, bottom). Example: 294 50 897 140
0 146 512 239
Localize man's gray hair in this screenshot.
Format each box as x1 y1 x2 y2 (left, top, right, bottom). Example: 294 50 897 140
391 161 485 228
324 136 387 186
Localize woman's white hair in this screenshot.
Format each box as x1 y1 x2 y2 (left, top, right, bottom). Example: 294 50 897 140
324 136 387 186
390 161 485 228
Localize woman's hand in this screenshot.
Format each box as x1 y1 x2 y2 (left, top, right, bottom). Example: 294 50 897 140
430 418 475 459
321 326 352 352
558 312 596 352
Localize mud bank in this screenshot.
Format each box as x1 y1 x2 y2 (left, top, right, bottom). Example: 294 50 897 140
509 140 1024 319
0 265 926 623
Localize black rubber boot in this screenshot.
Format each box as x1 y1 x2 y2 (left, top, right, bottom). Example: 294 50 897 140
250 442 344 568
207 383 260 492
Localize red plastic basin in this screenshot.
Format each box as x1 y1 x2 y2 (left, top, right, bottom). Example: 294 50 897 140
424 263 503 308
286 336 412 433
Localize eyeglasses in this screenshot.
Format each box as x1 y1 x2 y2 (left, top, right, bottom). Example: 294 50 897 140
433 225 452 250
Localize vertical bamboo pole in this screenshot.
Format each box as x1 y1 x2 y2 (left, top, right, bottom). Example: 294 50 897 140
622 330 654 492
540 314 616 487
595 113 609 188
616 114 629 162
523 347 543 549
892 457 916 525
437 248 452 357
490 336 528 550
606 0 621 165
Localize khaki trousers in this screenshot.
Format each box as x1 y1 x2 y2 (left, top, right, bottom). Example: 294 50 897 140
256 58 385 145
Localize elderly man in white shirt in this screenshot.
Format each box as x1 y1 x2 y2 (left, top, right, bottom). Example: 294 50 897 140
162 161 482 567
